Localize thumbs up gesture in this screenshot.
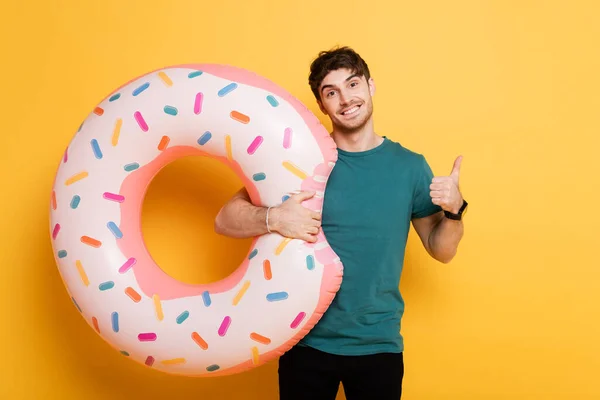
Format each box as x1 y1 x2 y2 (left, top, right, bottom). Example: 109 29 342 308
430 156 464 214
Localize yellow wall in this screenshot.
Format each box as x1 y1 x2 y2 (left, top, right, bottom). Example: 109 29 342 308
2 0 599 398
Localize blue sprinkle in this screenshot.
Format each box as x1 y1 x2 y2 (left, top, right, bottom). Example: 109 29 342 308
202 291 211 307
72 297 82 313
282 195 290 202
91 139 103 159
70 195 81 209
107 221 123 239
164 105 178 116
109 93 121 102
249 249 258 260
99 281 115 291
266 95 279 107
58 250 67 258
218 83 238 97
176 311 190 324
266 292 289 302
120 350 129 356
124 162 139 172
253 173 266 181
133 82 150 96
207 364 220 372
197 131 212 145
188 70 203 78
306 255 315 270
112 312 119 332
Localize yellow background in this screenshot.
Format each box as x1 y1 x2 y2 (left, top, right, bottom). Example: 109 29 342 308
1 0 599 398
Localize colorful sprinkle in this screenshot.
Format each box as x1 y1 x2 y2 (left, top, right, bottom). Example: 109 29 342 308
112 312 119 332
282 195 290 202
164 105 178 116
202 291 211 307
191 332 208 350
107 221 123 239
52 223 60 240
138 333 157 342
76 260 89 286
92 317 100 333
275 238 292 255
207 364 220 372
158 71 173 86
91 139 103 159
162 358 185 365
65 171 88 186
109 93 121 102
158 136 170 151
194 92 203 114
248 249 258 259
51 191 57 210
112 118 122 146
125 287 142 302
230 110 250 124
103 192 125 202
188 70 203 78
283 128 293 149
250 332 271 345
282 161 307 180
119 258 137 274
306 255 315 270
291 312 306 329
153 294 163 321
253 173 266 181
81 236 102 248
232 281 251 306
218 83 238 97
225 135 232 160
263 260 272 280
120 351 129 356
72 297 82 313
124 162 140 172
267 292 289 302
93 107 104 116
266 95 279 107
197 131 212 146
145 356 155 366
247 136 263 155
176 311 190 324
99 281 115 291
70 195 81 209
218 316 231 336
134 111 148 132
58 250 67 258
133 82 150 96
252 346 260 365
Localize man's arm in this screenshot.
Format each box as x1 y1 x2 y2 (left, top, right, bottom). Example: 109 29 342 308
412 211 464 263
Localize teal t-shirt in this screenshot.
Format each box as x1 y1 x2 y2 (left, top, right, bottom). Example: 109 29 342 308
299 137 442 356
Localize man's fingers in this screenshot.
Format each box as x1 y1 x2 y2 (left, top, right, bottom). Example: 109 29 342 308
293 191 316 202
311 211 322 220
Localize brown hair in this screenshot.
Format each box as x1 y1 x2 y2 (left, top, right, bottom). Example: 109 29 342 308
308 46 371 101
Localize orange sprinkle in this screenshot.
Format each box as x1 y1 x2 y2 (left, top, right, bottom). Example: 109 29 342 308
275 238 292 256
112 118 122 146
158 71 173 86
94 107 104 116
65 171 88 186
125 287 141 302
51 191 57 210
232 280 251 306
191 332 208 350
250 332 271 345
230 111 250 124
158 135 170 151
81 236 102 248
225 135 232 161
251 346 260 365
75 260 89 286
92 317 100 333
161 358 186 365
263 260 272 280
153 294 163 321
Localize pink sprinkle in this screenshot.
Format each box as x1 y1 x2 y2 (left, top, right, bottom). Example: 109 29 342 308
283 128 293 149
247 136 263 155
103 192 125 202
145 356 155 366
218 316 231 336
63 147 68 163
138 333 157 342
134 111 148 132
119 257 137 274
290 312 306 329
52 223 61 240
194 92 203 114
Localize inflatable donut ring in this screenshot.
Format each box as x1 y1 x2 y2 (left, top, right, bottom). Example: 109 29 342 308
49 64 343 376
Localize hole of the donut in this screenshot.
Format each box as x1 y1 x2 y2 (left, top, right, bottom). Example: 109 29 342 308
141 155 253 285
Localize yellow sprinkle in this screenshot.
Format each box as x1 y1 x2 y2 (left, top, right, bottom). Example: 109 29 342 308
75 260 89 286
158 71 173 86
153 294 164 321
225 135 232 161
282 161 307 180
251 346 260 365
65 171 88 186
161 358 186 365
275 238 292 256
112 118 122 146
232 280 251 306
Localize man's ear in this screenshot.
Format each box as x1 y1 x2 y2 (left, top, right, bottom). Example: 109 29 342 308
368 77 376 96
317 99 326 114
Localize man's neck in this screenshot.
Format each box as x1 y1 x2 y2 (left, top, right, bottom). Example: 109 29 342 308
331 119 383 153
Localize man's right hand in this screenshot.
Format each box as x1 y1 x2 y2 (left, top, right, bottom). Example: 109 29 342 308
269 191 322 243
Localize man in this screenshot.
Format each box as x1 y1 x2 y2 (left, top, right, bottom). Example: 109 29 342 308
214 46 467 400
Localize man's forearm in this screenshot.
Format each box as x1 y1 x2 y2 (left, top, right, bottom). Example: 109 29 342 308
428 217 464 263
214 197 270 239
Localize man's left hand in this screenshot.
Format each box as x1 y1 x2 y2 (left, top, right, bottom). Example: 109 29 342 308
430 156 464 214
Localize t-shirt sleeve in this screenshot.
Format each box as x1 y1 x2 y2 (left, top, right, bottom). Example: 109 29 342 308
411 154 443 219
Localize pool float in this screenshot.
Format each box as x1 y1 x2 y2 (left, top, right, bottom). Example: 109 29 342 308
49 64 343 376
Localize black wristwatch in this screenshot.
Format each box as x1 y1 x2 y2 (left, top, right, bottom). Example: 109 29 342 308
444 199 468 220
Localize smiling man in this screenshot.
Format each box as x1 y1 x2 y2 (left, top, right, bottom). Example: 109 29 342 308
214 46 467 400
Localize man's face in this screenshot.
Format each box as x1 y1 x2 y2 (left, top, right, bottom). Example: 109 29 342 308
317 68 375 133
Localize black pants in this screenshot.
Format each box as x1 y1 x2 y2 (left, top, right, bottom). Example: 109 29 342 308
278 345 404 400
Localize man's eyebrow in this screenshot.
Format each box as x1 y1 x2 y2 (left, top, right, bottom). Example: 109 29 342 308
320 74 360 93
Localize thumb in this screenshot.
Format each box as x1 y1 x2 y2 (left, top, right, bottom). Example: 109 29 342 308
450 156 462 181
292 190 316 202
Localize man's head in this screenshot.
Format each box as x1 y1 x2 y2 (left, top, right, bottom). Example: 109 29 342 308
308 46 375 133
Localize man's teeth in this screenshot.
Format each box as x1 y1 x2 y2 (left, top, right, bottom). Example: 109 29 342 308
342 106 359 115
